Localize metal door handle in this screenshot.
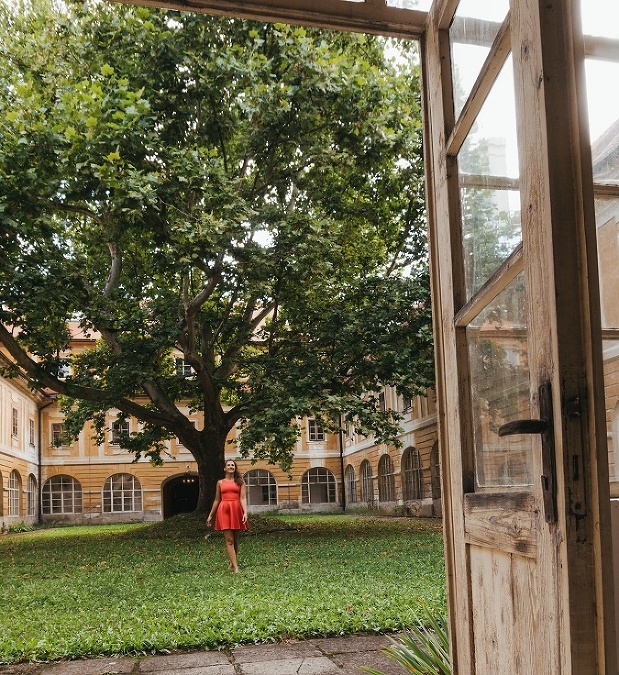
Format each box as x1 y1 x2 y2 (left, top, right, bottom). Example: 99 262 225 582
498 419 548 436
497 383 557 523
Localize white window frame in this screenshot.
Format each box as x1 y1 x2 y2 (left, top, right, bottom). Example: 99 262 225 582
378 454 396 502
345 464 357 503
11 407 18 438
51 422 69 447
307 418 325 442
175 357 194 377
27 474 37 516
110 420 130 445
244 469 278 506
8 470 21 516
379 391 386 411
360 460 374 504
42 475 82 514
402 447 424 501
102 473 143 513
301 467 336 504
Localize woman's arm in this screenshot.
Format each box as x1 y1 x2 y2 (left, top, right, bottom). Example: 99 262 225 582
206 481 222 526
239 482 248 523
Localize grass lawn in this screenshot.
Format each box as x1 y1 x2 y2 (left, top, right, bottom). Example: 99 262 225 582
0 513 445 664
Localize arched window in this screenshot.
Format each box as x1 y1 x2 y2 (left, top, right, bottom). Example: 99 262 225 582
344 464 357 503
244 470 278 506
430 442 441 500
402 447 424 500
360 460 373 504
301 467 336 504
8 470 22 516
102 473 143 513
378 454 396 502
42 475 82 514
27 474 37 517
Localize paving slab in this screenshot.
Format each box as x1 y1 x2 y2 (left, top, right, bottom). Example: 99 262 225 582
139 666 236 675
40 657 136 675
138 652 230 672
331 649 403 675
235 656 342 675
310 633 394 654
232 641 322 663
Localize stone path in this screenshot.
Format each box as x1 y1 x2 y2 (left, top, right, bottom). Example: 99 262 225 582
0 632 405 675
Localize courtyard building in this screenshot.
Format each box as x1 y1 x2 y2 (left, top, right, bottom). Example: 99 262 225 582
0 329 439 526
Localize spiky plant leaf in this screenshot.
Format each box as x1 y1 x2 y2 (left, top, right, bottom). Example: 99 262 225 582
362 606 450 675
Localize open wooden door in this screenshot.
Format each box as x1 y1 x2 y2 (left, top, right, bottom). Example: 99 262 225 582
422 0 616 672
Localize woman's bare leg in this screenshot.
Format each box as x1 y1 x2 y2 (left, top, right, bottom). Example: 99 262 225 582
223 530 239 572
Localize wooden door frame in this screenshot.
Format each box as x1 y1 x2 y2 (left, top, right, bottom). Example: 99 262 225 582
114 0 427 38
422 0 615 672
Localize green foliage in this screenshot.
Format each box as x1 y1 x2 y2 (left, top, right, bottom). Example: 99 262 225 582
362 605 451 675
0 515 445 664
4 522 37 534
0 0 432 505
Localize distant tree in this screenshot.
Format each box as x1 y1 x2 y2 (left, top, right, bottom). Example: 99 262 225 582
0 0 432 511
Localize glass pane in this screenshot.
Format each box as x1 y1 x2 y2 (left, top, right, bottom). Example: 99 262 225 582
603 339 619 482
450 0 509 117
595 196 619 329
467 273 533 488
386 0 433 10
460 186 521 298
458 55 520 298
586 60 619 175
581 0 619 39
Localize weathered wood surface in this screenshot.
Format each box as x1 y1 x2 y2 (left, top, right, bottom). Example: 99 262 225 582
112 0 427 38
464 491 538 557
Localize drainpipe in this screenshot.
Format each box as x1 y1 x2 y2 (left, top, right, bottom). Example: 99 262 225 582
339 414 346 512
37 394 57 525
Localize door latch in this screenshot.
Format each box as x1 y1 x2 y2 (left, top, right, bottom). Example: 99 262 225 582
498 382 557 523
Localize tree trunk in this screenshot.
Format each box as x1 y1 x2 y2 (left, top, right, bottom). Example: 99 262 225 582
192 427 229 514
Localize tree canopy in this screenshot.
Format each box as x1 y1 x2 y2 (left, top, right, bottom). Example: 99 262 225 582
0 0 432 510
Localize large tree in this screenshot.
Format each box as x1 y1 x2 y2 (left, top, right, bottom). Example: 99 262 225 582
0 0 432 511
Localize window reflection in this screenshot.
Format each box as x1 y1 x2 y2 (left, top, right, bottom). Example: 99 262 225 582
467 273 533 488
595 197 619 329
458 56 520 298
449 0 509 117
603 340 619 483
386 0 433 9
587 59 619 177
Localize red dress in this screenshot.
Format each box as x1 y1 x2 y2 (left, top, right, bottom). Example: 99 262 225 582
214 479 248 531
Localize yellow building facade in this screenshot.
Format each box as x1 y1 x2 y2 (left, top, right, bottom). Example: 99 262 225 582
0 341 439 527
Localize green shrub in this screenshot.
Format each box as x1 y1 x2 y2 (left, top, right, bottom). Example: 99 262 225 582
5 522 36 534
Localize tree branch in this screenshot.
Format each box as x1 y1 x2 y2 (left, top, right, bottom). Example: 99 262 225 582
186 256 224 316
217 300 274 380
48 201 103 223
0 323 171 426
104 241 122 296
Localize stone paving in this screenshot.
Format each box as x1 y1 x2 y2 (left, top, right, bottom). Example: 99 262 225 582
0 633 405 675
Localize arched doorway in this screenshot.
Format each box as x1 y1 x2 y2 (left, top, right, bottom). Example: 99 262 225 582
162 474 199 518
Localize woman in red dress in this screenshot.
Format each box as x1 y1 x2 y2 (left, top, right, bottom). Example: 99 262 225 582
206 460 248 572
